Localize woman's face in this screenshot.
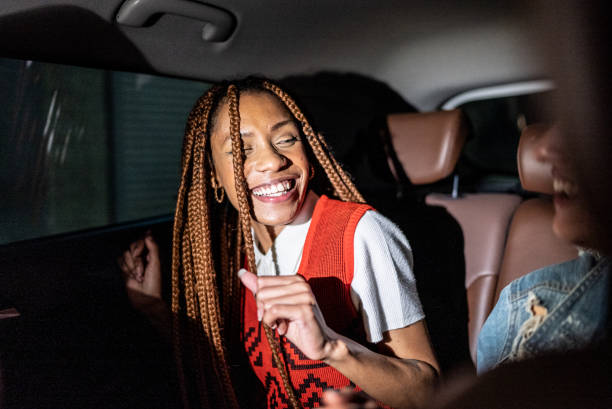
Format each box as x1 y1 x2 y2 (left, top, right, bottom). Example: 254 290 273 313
537 127 602 249
210 91 311 228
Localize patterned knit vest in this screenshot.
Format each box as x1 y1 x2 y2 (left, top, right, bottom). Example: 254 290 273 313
241 195 373 408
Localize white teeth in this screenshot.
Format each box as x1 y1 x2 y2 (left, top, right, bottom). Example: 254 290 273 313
553 178 577 196
252 180 294 197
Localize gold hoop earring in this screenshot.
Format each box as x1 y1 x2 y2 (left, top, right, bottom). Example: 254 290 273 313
210 174 225 203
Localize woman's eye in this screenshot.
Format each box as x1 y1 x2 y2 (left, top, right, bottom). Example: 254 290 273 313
225 145 253 155
276 136 299 146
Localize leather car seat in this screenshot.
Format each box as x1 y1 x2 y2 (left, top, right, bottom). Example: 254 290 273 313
396 111 523 363
387 109 473 371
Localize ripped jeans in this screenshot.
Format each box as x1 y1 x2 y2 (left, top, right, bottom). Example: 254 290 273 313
477 252 610 374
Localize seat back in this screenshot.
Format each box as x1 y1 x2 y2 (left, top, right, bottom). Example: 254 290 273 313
386 110 473 371
390 109 522 363
390 109 524 364
426 192 522 362
494 125 578 303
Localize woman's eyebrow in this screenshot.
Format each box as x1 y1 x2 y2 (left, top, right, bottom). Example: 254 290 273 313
221 119 294 144
270 119 294 131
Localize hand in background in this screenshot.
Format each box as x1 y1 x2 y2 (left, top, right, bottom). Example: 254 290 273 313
118 231 169 339
118 230 162 300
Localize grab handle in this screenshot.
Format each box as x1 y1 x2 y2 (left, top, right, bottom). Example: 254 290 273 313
116 0 235 42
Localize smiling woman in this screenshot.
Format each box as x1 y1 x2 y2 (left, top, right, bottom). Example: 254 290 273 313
120 77 438 409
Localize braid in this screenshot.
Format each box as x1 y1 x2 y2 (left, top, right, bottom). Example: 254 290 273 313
227 85 303 409
172 86 240 409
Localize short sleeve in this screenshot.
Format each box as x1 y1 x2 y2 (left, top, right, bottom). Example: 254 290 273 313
350 210 425 343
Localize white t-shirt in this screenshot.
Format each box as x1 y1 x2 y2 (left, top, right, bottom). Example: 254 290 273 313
252 194 424 343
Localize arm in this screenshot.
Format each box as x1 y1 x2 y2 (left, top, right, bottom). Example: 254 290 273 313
240 271 439 409
325 321 438 408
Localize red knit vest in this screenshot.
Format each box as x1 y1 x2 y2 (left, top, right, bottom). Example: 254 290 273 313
241 195 373 408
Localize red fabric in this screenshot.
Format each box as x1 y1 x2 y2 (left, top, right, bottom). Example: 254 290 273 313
241 195 372 408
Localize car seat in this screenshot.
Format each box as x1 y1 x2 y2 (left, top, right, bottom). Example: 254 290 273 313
387 109 473 371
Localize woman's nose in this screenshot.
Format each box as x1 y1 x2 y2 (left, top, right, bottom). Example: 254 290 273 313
253 145 287 172
535 125 562 164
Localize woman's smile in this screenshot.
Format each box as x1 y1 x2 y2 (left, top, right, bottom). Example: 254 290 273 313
251 177 298 202
551 171 579 208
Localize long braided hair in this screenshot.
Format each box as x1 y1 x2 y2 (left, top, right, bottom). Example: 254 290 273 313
171 77 364 409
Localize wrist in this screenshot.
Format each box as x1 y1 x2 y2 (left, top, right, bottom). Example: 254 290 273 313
323 337 350 365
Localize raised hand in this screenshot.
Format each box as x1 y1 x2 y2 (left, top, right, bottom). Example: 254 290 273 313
118 230 162 300
238 269 335 361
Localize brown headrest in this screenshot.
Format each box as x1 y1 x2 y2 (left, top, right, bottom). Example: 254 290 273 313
387 109 467 185
517 124 554 195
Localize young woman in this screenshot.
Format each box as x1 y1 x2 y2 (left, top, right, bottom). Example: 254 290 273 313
120 78 438 409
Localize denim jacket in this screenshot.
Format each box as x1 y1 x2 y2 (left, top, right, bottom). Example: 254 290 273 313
477 252 610 374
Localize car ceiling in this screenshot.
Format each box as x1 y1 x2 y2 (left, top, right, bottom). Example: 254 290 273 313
0 0 545 110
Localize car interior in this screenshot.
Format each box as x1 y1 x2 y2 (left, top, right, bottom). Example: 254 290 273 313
0 1 580 408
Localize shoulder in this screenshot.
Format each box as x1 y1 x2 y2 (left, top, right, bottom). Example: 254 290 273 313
320 196 372 217
510 252 599 295
354 210 411 251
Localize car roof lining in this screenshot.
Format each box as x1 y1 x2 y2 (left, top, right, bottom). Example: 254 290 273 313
0 0 545 110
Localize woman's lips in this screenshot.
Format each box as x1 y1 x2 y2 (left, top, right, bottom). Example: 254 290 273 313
250 178 298 203
552 177 578 208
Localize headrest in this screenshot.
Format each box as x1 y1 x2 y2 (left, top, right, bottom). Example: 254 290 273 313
517 124 554 194
387 109 467 185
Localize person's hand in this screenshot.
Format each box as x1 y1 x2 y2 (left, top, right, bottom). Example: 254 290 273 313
118 230 162 300
118 231 170 339
238 269 334 361
321 388 378 409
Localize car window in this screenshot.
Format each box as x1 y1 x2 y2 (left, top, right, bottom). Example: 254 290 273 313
458 91 554 175
0 57 210 245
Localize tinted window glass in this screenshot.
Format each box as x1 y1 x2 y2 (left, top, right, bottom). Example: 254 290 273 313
0 58 209 244
459 91 553 175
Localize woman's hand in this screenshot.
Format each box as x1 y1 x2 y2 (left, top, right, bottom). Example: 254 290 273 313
118 231 162 300
238 269 335 361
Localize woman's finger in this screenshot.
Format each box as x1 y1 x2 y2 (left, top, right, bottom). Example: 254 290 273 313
122 249 136 271
117 256 132 276
124 248 144 281
260 291 315 311
276 319 288 336
130 238 145 256
256 281 312 302
257 274 305 289
238 269 259 295
261 303 315 328
144 235 161 276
